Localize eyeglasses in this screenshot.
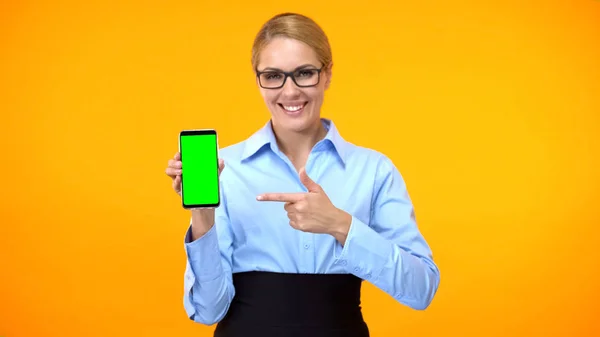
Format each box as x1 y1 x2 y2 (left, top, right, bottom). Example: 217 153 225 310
256 66 324 89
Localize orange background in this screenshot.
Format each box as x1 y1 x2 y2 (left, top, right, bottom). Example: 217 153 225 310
1 0 599 336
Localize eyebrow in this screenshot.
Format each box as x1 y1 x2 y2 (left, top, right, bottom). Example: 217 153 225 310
259 64 319 72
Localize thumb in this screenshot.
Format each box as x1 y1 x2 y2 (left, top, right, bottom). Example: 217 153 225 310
218 159 225 175
299 167 321 193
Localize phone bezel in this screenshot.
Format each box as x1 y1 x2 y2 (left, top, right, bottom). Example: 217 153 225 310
178 129 221 209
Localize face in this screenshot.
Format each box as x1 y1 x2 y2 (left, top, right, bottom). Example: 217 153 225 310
255 37 332 133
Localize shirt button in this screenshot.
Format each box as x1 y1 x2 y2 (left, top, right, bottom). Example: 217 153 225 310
304 244 310 249
354 267 360 273
340 260 347 266
365 273 372 279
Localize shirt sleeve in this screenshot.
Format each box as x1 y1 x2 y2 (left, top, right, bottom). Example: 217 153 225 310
182 187 236 325
333 155 440 310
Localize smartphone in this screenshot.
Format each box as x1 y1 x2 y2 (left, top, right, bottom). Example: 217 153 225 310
179 129 220 209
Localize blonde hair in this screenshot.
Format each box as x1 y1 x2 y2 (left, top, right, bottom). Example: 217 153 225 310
251 13 332 71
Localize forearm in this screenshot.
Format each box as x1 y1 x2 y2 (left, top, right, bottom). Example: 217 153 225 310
329 209 352 246
183 224 235 325
184 265 234 325
374 242 439 310
334 216 440 310
190 209 216 241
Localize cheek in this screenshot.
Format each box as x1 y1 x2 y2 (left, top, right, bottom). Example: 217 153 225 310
259 89 278 104
308 88 325 103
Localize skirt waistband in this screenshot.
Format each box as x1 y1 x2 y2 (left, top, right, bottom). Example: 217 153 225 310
213 271 369 337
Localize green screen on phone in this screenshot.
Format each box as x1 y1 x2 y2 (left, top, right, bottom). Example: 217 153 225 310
180 130 220 208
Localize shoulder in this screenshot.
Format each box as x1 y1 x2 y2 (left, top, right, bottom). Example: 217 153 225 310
341 140 408 196
343 140 398 174
342 144 412 210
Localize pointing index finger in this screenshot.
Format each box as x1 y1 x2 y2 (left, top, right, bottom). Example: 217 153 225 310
257 193 304 203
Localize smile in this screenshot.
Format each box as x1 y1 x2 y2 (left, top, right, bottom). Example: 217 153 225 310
278 102 308 115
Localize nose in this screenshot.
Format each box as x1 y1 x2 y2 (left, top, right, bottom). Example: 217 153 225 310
280 75 301 97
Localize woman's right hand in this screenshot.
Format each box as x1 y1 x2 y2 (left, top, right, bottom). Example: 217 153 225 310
166 152 184 196
165 152 226 197
166 152 226 241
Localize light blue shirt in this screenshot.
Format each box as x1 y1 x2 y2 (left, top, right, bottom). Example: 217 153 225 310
182 118 440 325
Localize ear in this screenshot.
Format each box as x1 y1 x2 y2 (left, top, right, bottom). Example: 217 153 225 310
324 62 333 90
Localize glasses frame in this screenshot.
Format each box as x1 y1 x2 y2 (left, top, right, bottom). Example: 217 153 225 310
255 66 324 89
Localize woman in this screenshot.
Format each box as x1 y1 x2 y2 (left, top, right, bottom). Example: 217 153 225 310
165 12 440 337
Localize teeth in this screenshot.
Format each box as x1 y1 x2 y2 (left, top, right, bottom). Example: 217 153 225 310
283 104 303 112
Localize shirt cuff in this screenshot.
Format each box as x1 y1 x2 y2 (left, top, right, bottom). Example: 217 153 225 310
332 215 392 282
184 224 223 282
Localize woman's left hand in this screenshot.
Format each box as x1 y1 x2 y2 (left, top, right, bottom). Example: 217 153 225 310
257 168 352 243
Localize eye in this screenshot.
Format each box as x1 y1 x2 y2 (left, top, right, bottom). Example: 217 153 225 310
296 69 317 78
263 72 283 80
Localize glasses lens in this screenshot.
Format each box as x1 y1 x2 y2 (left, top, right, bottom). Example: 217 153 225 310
294 69 320 87
259 72 285 88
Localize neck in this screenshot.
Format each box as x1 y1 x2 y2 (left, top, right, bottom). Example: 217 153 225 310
272 119 327 169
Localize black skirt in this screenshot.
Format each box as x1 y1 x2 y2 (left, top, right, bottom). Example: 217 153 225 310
213 271 370 337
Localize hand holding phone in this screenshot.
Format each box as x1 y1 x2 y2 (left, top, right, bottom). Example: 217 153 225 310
166 152 224 196
166 130 225 208
165 152 184 196
177 129 222 209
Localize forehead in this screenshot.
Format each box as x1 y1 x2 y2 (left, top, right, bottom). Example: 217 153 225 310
257 37 320 71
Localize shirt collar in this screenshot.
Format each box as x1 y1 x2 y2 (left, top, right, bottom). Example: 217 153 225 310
240 118 347 165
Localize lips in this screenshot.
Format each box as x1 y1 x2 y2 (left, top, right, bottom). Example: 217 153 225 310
278 102 308 116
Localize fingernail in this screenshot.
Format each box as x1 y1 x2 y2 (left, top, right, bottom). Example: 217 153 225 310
256 195 263 201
